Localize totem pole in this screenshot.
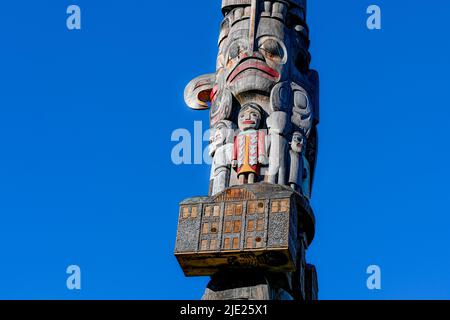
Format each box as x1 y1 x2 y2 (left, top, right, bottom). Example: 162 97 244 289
175 0 319 300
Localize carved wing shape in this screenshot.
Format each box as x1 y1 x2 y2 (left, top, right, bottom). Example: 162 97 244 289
291 83 313 137
184 73 216 110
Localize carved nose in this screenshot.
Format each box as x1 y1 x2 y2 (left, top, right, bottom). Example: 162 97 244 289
243 51 264 62
251 52 264 60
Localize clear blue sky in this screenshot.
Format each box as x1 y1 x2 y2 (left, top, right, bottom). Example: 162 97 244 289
0 0 449 300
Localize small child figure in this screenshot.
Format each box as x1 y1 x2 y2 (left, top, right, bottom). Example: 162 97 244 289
232 104 268 184
209 120 236 195
289 131 311 198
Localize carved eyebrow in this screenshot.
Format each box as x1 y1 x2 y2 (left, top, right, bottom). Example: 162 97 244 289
228 29 250 42
256 35 283 44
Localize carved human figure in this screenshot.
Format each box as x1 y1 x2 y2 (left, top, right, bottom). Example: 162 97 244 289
232 104 268 184
288 131 306 193
209 120 236 195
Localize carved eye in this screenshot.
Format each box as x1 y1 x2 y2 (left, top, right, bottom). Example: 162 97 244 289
259 39 285 62
228 41 245 61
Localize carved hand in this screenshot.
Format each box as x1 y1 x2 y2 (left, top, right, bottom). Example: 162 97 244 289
258 155 269 165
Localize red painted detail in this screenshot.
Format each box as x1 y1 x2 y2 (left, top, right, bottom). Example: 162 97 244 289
227 60 280 84
231 69 278 84
210 85 219 102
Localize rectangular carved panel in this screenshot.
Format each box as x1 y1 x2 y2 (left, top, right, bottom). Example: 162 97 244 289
174 185 306 276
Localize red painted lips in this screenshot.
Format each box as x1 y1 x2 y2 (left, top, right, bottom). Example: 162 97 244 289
227 60 280 84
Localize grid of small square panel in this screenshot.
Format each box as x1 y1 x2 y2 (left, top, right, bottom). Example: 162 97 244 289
198 204 221 252
180 205 199 219
186 198 290 253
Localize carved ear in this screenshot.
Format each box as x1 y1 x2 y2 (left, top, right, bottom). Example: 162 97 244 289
184 74 216 110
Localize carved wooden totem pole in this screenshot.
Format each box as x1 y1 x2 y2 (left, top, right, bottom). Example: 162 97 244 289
175 0 319 300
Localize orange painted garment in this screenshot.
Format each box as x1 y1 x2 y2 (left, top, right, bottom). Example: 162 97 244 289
232 130 266 176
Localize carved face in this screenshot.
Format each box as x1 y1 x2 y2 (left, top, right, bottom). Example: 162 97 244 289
212 126 226 146
238 105 262 131
209 121 235 156
184 1 312 125
291 132 305 153
215 10 289 103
